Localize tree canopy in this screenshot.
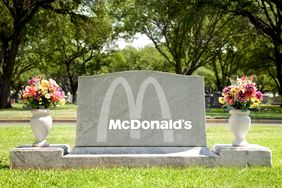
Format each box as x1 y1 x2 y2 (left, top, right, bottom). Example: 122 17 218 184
1 0 282 108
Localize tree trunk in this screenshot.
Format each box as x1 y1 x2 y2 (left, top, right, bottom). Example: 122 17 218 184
175 59 182 74
0 34 21 109
69 78 78 104
71 88 77 104
65 61 78 104
0 79 12 108
211 56 222 91
275 46 282 107
275 49 282 95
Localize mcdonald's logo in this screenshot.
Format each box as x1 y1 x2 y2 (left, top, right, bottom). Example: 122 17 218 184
97 76 176 143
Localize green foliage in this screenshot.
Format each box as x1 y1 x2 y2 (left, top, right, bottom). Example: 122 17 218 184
108 46 174 72
0 0 89 108
109 0 242 75
222 0 282 94
1 0 282 101
18 1 113 102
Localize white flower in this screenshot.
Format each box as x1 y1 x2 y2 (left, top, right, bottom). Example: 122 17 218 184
45 93 51 99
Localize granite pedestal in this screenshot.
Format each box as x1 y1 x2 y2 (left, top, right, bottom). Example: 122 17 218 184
213 144 272 167
11 144 272 169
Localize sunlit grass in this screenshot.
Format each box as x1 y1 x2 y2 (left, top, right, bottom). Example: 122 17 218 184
1 103 282 120
0 125 281 187
206 105 282 119
0 103 77 118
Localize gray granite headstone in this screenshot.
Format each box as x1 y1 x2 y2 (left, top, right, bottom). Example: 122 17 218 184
75 71 206 147
11 70 272 168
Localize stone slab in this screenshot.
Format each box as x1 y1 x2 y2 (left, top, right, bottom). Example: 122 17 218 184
10 144 272 168
10 145 69 169
76 71 206 147
11 145 217 168
70 146 217 155
213 144 272 167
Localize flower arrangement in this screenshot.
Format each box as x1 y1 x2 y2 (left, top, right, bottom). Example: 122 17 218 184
21 76 65 109
218 76 263 111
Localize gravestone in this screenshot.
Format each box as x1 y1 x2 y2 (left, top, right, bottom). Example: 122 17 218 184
11 71 272 168
211 91 222 108
72 71 207 153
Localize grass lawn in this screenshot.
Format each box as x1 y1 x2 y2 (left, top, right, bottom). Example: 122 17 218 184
0 103 77 119
206 105 282 119
1 103 282 120
0 125 282 187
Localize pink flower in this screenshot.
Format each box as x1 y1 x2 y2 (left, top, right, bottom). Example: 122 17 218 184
51 94 60 102
28 77 39 85
225 95 234 105
220 76 262 110
51 89 64 102
25 86 37 96
49 79 59 87
256 91 263 101
21 76 65 109
241 76 247 84
27 76 43 85
244 84 256 98
223 86 231 95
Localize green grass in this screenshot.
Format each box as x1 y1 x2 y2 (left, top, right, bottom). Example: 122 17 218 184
206 105 282 119
1 103 282 120
0 103 77 119
0 125 282 187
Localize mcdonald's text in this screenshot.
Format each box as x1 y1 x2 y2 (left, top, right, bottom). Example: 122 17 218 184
109 119 193 130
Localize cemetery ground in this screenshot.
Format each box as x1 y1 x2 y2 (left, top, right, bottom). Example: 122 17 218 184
0 124 282 187
0 104 282 187
0 103 281 187
1 103 282 120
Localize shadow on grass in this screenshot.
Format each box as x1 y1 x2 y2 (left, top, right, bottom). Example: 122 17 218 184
0 108 27 111
0 163 10 169
0 165 9 169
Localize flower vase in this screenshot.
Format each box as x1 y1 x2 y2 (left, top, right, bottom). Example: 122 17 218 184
30 109 52 147
229 109 251 147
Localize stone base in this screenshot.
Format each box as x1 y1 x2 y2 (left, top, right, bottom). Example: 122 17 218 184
71 146 216 155
11 145 69 169
213 144 272 167
10 144 272 169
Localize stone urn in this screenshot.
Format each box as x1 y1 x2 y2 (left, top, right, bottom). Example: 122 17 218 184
229 109 251 147
30 109 52 147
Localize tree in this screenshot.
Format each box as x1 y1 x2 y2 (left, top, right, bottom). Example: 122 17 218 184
0 0 85 108
242 37 279 94
221 0 282 96
107 46 173 72
34 3 112 103
208 16 257 91
110 0 234 75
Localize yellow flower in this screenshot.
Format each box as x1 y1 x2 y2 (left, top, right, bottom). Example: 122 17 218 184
39 85 48 92
218 97 225 104
45 93 51 99
59 98 65 106
250 103 259 108
230 87 237 95
41 80 50 87
250 97 256 103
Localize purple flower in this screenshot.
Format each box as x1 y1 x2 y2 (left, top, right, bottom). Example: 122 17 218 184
223 86 231 95
28 77 39 85
237 91 245 102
